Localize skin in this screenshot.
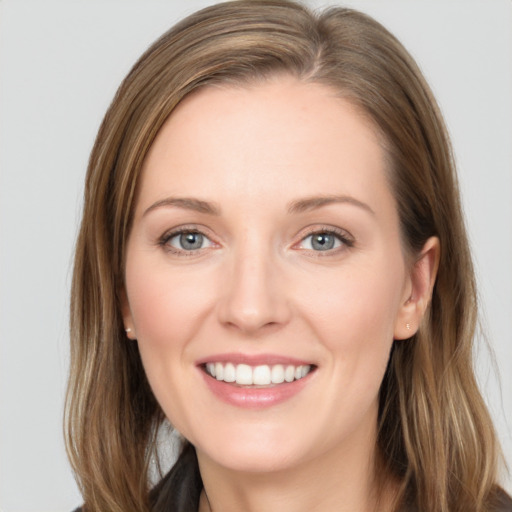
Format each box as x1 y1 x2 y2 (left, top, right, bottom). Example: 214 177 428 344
122 77 439 512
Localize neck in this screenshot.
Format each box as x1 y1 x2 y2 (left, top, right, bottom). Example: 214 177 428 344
196 421 395 512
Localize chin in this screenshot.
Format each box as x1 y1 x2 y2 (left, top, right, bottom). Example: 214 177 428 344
200 444 300 474
192 424 307 474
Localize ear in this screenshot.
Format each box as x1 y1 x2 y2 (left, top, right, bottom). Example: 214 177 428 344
394 236 440 340
119 287 137 340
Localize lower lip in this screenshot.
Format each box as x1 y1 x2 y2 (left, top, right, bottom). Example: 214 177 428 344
200 369 313 409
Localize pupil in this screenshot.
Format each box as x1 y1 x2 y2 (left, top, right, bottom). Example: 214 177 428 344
312 233 334 251
180 232 203 250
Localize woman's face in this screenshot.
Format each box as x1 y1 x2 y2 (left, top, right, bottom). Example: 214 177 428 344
123 77 422 474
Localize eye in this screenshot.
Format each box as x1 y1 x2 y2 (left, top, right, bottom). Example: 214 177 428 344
298 229 353 252
163 230 213 253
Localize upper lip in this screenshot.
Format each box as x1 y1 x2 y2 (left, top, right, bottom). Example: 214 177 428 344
195 353 315 367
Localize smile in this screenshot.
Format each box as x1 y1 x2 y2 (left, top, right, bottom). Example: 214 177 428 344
198 356 316 409
205 362 313 386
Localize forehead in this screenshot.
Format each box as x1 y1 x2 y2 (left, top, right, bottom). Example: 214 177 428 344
137 77 393 218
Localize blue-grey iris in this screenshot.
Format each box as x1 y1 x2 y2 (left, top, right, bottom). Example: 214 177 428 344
311 233 335 251
180 232 203 250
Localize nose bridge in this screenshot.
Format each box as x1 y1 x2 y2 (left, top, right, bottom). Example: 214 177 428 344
218 231 289 332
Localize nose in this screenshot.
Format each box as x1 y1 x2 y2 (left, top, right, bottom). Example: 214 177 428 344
217 244 291 335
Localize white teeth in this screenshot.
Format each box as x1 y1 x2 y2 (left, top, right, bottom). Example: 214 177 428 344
271 364 285 384
236 364 253 385
253 365 271 385
215 362 224 381
207 363 216 377
223 362 236 383
206 362 312 385
284 365 295 383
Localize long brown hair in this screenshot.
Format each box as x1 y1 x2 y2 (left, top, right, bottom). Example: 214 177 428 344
65 1 506 511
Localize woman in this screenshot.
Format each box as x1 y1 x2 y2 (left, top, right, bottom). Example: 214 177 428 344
65 1 511 511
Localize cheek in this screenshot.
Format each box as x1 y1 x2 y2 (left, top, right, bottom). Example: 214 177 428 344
297 255 405 391
126 260 212 346
302 262 402 345
300 258 404 429
124 257 220 399
124 258 219 430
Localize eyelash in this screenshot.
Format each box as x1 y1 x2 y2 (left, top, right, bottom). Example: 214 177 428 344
297 226 354 255
158 225 354 256
158 226 214 255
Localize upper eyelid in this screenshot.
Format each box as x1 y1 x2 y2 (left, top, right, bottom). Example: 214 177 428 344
160 224 214 241
295 225 354 242
157 224 354 248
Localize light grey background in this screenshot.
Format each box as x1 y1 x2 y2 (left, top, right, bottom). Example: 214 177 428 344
0 1 510 510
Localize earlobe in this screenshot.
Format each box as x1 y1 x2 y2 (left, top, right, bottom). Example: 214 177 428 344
394 236 440 340
119 287 137 340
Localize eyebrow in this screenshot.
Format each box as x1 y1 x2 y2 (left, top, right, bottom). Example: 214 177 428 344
142 194 375 217
287 195 375 216
143 197 221 217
